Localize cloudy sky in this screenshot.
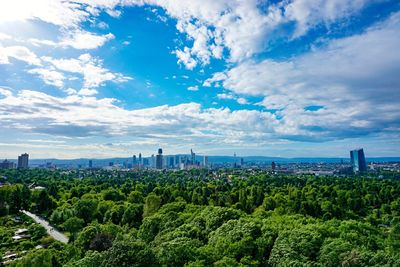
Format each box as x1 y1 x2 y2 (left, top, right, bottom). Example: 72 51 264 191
0 0 399 159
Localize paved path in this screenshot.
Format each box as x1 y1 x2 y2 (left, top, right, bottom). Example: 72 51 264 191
21 210 69 244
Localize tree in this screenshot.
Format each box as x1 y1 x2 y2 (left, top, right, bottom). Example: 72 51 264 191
122 203 143 228
143 193 161 217
101 239 158 267
89 233 113 252
75 199 98 224
63 217 84 239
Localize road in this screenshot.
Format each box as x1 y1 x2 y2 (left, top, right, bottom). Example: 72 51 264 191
21 210 69 244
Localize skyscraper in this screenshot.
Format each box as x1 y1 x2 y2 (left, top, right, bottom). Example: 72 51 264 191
88 160 93 168
190 149 196 165
350 148 367 173
132 155 137 167
138 153 142 168
156 148 163 169
203 156 208 168
17 153 29 168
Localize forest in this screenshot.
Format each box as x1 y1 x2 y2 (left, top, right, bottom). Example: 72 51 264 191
0 168 399 266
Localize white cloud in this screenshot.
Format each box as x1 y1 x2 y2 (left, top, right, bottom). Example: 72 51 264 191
205 12 400 140
0 0 374 68
187 85 199 91
28 68 65 87
237 97 248 105
176 47 197 70
0 45 41 65
0 88 278 144
285 0 368 37
29 31 114 50
217 93 235 100
42 53 132 89
0 33 11 40
59 30 114 49
78 88 98 96
119 0 372 67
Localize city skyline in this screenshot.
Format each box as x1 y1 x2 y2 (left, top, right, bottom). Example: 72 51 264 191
0 0 399 158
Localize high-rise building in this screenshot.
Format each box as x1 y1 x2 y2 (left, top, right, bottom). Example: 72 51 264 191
271 161 276 171
203 156 209 168
156 148 163 169
350 148 367 173
0 160 15 169
132 155 137 167
190 149 196 165
88 160 93 168
17 153 29 168
138 153 142 168
151 154 155 168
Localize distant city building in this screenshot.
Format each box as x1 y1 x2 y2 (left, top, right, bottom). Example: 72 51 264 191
271 161 276 171
109 162 114 167
240 158 244 167
138 153 142 168
151 154 155 168
203 156 209 168
88 160 93 168
191 149 196 165
350 148 367 173
132 155 137 167
156 148 163 169
143 158 149 167
17 153 29 168
168 156 175 169
0 159 15 169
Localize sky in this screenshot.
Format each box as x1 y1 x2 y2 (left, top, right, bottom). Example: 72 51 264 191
0 0 399 159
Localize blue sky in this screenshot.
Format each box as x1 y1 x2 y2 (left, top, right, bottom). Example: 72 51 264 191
0 0 399 159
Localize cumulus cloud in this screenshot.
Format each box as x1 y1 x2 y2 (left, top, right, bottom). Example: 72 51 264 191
28 68 65 87
30 31 115 50
187 85 199 91
0 88 279 144
0 0 374 68
205 12 400 140
0 45 41 65
42 53 132 89
126 0 373 67
59 30 115 49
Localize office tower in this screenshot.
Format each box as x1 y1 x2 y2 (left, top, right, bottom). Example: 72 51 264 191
203 156 208 168
156 148 163 169
88 160 93 168
17 153 29 168
191 149 196 165
240 158 244 167
138 153 142 167
151 154 155 168
175 155 181 168
132 155 137 167
350 148 367 173
271 161 276 171
142 158 148 167
0 160 15 169
168 157 175 169
109 162 114 167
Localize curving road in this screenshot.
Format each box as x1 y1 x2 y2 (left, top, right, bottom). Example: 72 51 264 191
21 210 69 244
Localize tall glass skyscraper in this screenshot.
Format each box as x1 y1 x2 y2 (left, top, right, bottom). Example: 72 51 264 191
156 148 163 169
350 148 367 173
